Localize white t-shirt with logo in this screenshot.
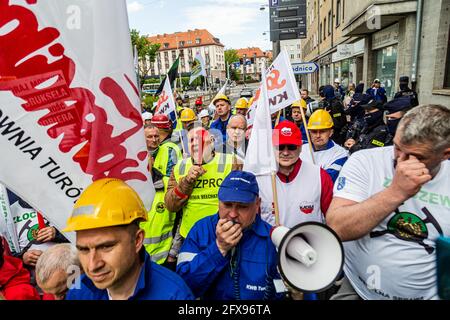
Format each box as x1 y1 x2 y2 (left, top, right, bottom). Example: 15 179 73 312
334 146 450 300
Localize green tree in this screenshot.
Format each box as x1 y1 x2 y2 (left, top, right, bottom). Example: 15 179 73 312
224 49 241 81
130 29 161 87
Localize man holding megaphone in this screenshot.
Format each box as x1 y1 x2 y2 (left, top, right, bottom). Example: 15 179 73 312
175 171 286 300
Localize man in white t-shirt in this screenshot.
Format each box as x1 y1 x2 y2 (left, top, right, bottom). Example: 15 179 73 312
327 104 450 300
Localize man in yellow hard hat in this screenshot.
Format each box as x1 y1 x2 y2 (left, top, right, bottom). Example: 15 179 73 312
300 109 348 183
64 178 194 300
179 108 197 131
290 99 308 144
234 97 248 116
210 94 232 145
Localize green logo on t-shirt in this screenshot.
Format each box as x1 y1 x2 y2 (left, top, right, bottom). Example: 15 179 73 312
370 207 442 254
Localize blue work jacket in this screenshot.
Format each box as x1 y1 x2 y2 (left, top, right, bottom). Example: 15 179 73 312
176 213 285 300
66 252 194 300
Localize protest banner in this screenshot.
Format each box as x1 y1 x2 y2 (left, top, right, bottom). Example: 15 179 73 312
0 0 154 241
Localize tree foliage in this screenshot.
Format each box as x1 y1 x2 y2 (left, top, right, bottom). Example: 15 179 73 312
130 29 161 86
224 49 241 81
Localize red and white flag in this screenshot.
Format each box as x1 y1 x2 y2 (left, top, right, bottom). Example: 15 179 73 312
0 0 154 241
246 50 300 127
243 67 277 225
154 76 177 124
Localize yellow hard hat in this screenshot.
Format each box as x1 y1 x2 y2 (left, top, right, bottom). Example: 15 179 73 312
291 99 307 109
248 97 255 107
307 109 334 130
235 97 248 109
180 108 197 122
212 93 231 105
64 178 147 232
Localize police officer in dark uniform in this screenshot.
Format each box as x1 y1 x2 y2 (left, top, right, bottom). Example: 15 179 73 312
345 99 392 154
344 93 371 147
318 85 348 146
394 76 419 107
383 95 413 137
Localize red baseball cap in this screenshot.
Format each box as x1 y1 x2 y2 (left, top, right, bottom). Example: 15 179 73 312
272 120 302 146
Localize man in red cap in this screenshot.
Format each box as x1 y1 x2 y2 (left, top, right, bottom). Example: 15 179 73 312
264 120 333 228
194 96 203 115
151 114 182 177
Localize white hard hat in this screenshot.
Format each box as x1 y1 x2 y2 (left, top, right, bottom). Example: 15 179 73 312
334 78 340 83
198 109 210 118
142 111 153 121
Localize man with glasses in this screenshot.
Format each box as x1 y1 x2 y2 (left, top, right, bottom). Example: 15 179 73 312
261 120 333 228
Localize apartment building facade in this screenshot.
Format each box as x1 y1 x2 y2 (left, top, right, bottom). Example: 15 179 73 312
235 47 272 81
300 0 450 105
147 29 226 84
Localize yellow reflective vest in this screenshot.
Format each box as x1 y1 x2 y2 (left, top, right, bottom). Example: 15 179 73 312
140 176 175 264
153 140 182 177
173 153 233 238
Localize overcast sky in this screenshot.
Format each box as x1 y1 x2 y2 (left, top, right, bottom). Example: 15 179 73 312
126 0 272 50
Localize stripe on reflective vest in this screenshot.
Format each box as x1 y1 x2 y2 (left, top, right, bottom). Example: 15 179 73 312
150 251 169 263
144 231 172 245
218 153 226 173
177 252 198 265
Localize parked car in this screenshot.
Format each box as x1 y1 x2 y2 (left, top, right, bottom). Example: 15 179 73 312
239 89 253 98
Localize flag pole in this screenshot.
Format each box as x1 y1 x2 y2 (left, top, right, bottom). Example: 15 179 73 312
275 110 282 127
299 99 315 164
271 172 281 226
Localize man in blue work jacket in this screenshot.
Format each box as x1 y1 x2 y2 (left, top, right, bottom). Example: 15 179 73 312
176 170 285 300
64 178 194 300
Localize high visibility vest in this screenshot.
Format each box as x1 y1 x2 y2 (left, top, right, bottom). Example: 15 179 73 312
173 153 233 238
153 140 182 177
140 177 175 264
173 119 183 133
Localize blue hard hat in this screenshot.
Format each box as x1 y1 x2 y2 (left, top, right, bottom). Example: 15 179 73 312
218 171 259 204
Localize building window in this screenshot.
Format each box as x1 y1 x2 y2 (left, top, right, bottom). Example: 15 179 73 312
324 18 326 39
375 45 398 98
319 22 322 42
297 53 301 59
164 43 169 49
195 38 201 44
187 40 192 45
336 0 341 27
328 11 332 35
179 41 184 47
342 0 345 22
445 26 450 88
290 54 295 59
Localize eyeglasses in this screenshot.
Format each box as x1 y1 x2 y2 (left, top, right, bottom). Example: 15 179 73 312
275 144 298 151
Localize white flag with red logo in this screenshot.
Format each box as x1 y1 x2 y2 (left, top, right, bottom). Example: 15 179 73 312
154 76 177 125
243 66 278 224
246 50 300 127
0 0 154 242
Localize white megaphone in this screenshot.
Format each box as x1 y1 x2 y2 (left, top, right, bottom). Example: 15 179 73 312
271 222 344 293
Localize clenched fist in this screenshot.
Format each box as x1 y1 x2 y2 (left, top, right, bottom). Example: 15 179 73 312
216 219 242 256
390 154 432 201
185 165 207 184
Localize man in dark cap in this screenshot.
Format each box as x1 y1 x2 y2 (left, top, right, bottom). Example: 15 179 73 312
176 170 285 300
344 99 392 154
383 95 413 136
394 76 419 107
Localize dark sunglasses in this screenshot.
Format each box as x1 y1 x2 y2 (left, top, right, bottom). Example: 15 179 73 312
276 144 298 151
